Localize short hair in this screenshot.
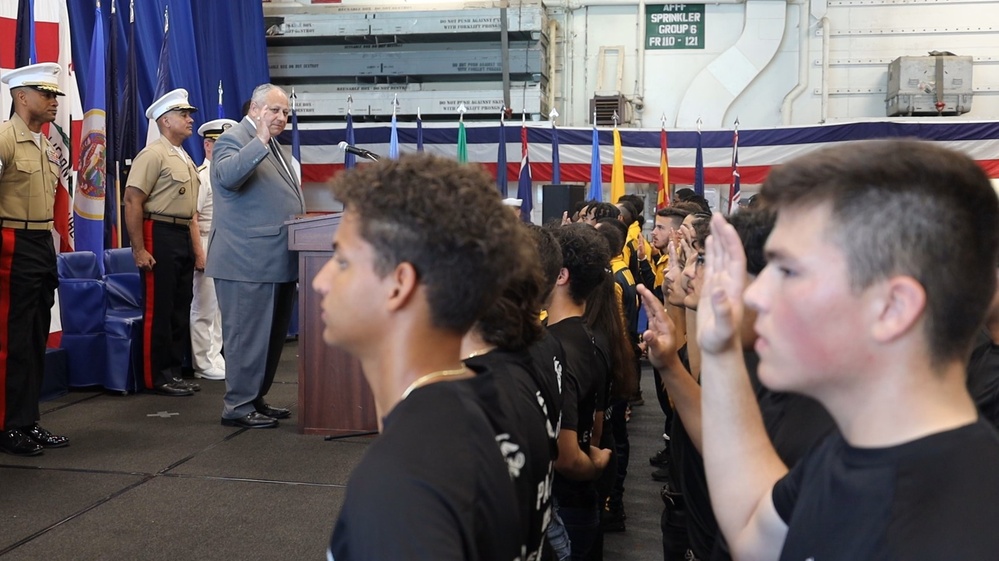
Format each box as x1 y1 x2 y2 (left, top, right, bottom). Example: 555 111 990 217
619 194 646 227
250 83 287 106
595 218 627 256
667 201 704 215
674 188 696 201
529 224 563 301
690 216 711 252
727 207 776 276
616 202 636 225
589 202 620 222
329 153 529 333
685 195 711 213
760 139 999 364
552 224 611 305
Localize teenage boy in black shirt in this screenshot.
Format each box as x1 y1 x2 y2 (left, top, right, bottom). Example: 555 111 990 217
648 140 999 561
315 154 527 561
545 224 613 561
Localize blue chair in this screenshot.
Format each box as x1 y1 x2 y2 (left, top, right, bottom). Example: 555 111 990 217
57 252 107 388
103 248 143 393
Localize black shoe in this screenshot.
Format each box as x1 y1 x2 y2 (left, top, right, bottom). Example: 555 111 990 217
254 401 291 420
649 446 670 467
221 412 278 429
601 507 627 532
0 429 44 456
652 464 672 482
25 425 69 448
152 382 195 397
172 377 200 392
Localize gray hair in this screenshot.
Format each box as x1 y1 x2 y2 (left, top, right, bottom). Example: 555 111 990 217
250 83 287 106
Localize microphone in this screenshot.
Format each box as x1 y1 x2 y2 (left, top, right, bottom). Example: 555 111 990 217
338 141 381 162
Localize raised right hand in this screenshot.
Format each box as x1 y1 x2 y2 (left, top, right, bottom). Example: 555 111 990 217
696 214 747 354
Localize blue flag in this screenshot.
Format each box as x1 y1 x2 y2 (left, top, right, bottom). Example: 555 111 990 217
344 113 356 169
14 0 36 67
291 102 300 163
145 9 171 146
551 124 561 184
389 113 399 159
106 2 120 249
496 119 508 196
416 114 424 152
588 125 602 201
517 124 533 223
74 3 108 265
694 128 705 196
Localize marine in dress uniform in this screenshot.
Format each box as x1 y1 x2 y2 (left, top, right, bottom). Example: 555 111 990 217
0 63 70 456
123 89 201 397
189 119 236 381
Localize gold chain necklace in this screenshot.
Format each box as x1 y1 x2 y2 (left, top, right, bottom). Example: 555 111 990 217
400 367 469 400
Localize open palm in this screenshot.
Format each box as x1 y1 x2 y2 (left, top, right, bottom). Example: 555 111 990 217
697 214 747 354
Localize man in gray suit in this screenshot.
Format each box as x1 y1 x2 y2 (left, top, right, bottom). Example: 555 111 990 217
209 83 305 428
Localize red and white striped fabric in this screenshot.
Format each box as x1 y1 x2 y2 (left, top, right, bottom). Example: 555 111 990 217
288 119 999 185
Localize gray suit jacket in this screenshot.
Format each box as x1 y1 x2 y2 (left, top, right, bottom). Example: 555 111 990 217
207 116 305 283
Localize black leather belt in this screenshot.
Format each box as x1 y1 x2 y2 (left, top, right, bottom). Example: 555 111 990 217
0 218 53 231
145 213 191 227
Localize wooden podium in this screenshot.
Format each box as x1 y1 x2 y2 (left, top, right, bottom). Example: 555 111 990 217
287 214 378 436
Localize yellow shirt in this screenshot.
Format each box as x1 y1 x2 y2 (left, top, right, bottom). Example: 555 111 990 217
0 114 58 222
126 136 200 218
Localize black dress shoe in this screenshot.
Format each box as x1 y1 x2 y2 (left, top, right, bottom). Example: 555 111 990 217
172 377 200 392
0 429 43 456
25 424 69 448
152 382 194 397
254 402 291 419
221 412 278 429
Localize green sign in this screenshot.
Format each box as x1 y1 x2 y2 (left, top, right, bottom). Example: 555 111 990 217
646 4 705 50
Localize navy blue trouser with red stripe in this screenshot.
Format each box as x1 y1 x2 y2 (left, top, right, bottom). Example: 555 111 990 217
0 229 57 430
140 220 194 389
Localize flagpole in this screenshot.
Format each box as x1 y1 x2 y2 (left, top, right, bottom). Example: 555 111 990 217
111 0 123 248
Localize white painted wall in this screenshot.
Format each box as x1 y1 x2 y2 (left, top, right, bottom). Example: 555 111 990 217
548 0 999 128
266 0 999 128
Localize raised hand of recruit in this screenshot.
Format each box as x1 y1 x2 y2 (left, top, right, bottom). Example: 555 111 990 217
636 234 647 261
638 284 680 372
696 213 747 354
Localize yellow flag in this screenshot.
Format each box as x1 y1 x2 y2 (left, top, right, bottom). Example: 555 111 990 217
611 128 625 202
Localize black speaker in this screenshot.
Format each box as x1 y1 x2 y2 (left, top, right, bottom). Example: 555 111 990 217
542 184 586 225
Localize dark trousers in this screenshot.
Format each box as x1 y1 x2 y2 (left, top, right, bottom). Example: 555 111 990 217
215 279 295 419
0 229 57 429
140 220 194 389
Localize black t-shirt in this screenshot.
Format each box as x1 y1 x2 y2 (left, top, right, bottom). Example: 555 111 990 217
526 328 567 457
547 316 608 508
967 330 999 430
673 351 837 561
328 381 521 561
773 419 999 561
465 348 559 561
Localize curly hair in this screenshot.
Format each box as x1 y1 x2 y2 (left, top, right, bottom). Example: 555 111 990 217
552 223 611 305
329 154 530 333
474 225 546 351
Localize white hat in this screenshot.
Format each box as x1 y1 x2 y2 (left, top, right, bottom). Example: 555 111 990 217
198 118 239 139
502 197 523 207
1 63 64 96
145 88 198 121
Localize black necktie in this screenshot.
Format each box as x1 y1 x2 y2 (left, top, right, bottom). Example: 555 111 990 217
270 138 297 187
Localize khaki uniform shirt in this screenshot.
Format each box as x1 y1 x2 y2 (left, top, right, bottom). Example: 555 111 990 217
126 136 199 218
0 114 58 222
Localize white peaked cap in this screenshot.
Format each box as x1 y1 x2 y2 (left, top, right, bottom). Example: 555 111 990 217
198 118 239 139
146 88 198 121
1 63 64 96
